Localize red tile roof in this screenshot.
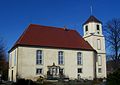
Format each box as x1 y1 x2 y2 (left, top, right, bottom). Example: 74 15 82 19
83 16 102 25
9 24 95 52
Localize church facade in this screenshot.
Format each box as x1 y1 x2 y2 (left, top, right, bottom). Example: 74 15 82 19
8 16 106 82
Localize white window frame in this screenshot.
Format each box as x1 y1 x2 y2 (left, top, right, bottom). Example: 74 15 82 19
36 50 43 65
36 68 43 74
58 51 64 65
98 55 102 66
78 68 82 73
77 52 82 65
97 39 101 50
98 68 102 73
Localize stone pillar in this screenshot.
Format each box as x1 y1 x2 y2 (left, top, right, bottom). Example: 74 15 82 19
53 68 56 76
57 67 59 76
50 68 52 75
55 67 57 75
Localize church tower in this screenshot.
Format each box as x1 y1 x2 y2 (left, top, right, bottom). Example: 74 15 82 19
83 16 106 78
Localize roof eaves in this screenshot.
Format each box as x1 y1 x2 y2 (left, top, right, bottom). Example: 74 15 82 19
8 44 95 53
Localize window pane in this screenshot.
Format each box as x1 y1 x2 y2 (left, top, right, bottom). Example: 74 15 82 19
36 68 42 74
58 51 64 65
36 50 43 64
78 68 82 73
77 52 82 65
98 68 102 73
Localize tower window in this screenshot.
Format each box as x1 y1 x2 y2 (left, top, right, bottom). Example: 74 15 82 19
97 39 101 50
98 55 102 66
98 68 102 73
85 25 88 32
97 25 100 30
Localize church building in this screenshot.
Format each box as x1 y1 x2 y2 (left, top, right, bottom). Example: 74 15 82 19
8 16 106 82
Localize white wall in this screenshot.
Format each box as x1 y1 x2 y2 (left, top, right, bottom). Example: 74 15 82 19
84 35 106 53
9 46 96 81
96 54 106 78
84 36 106 78
8 48 17 82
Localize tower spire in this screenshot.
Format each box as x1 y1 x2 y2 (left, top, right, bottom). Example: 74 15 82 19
90 5 93 15
90 0 93 15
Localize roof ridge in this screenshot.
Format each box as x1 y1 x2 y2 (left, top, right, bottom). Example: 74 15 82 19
29 24 76 31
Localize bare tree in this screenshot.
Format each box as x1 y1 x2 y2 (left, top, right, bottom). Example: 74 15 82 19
0 38 6 60
105 18 120 70
0 37 8 80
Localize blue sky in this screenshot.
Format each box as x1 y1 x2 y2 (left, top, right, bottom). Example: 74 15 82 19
0 0 120 52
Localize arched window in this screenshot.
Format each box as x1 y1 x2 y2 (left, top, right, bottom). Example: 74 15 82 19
77 52 82 65
58 51 64 65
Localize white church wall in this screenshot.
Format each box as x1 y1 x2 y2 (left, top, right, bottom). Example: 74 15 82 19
96 54 107 78
84 36 106 78
10 46 96 81
84 35 106 53
8 48 17 82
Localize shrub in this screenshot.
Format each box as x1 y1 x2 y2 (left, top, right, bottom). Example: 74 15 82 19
37 76 44 82
107 68 120 85
15 78 38 85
